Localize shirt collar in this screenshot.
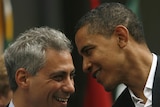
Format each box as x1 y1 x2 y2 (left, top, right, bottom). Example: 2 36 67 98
8 100 14 107
143 53 157 101
129 53 157 106
144 53 157 90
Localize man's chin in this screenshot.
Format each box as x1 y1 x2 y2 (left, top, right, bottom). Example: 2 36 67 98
104 85 115 92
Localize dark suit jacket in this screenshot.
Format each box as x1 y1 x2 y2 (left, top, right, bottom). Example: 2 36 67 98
112 56 160 107
6 104 9 107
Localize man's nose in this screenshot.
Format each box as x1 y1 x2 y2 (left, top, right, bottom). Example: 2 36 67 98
63 78 75 94
83 58 92 73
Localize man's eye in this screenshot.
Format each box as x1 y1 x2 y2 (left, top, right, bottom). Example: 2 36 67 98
53 75 63 81
70 72 76 79
85 50 90 55
84 46 95 56
84 49 92 56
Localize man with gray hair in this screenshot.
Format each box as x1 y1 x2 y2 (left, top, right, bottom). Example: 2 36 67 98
4 26 75 107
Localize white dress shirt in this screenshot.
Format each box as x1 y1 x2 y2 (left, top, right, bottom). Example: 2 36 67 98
129 53 157 107
8 100 14 107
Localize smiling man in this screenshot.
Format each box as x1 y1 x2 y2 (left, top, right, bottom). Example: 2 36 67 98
74 2 160 107
4 27 75 107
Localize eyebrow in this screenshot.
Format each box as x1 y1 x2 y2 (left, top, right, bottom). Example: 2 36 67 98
80 45 90 54
51 69 75 75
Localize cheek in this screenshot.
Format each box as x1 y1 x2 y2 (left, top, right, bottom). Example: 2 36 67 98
47 82 62 92
36 80 62 93
29 80 61 99
100 62 119 84
94 50 109 62
29 78 52 94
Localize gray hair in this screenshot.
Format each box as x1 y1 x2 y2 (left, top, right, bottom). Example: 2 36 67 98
4 26 73 91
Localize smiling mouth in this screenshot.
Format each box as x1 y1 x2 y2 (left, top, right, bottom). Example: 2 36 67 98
54 96 69 103
93 70 101 79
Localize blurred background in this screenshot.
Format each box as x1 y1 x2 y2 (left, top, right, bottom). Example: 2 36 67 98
1 0 160 107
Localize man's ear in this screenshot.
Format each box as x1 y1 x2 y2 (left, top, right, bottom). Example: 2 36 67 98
15 68 30 89
114 25 129 48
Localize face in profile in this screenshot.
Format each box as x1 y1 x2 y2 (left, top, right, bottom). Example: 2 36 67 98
23 49 75 107
75 25 125 91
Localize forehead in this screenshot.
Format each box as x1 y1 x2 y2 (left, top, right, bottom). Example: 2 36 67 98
75 26 108 52
39 49 74 74
75 25 92 46
47 49 73 65
75 25 89 37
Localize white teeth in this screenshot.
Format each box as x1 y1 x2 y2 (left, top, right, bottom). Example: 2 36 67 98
55 97 68 102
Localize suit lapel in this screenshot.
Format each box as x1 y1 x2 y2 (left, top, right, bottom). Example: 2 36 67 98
6 104 9 107
112 88 135 107
152 56 160 107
